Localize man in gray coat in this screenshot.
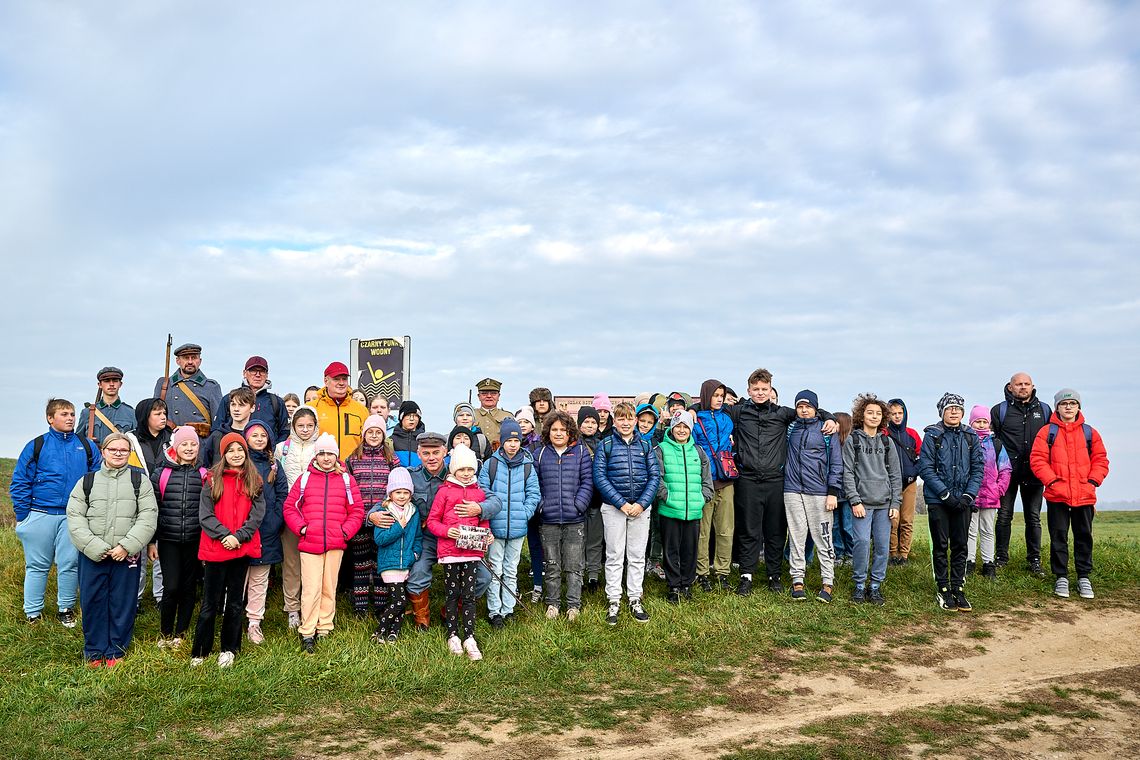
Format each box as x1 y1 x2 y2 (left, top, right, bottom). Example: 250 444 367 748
152 343 223 430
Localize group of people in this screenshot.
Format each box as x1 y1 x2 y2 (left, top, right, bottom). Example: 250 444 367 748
9 343 1111 666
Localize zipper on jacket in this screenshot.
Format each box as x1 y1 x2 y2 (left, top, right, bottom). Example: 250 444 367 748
322 472 330 553
683 446 691 519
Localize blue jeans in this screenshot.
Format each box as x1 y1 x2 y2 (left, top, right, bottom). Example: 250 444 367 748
78 552 141 661
15 511 79 616
832 500 854 558
852 507 891 589
407 536 491 597
486 537 525 616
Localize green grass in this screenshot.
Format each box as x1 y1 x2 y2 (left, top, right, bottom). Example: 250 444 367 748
1 457 1138 759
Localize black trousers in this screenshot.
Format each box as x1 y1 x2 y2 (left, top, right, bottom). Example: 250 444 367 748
192 557 249 657
736 477 786 580
995 478 1045 564
659 515 701 590
443 562 478 640
157 537 202 637
928 503 971 591
1047 502 1094 578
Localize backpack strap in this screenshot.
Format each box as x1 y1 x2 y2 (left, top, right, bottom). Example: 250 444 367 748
1050 423 1093 456
81 472 96 506
298 470 310 503
32 434 45 464
342 472 354 505
487 456 499 488
130 467 143 501
997 401 1008 427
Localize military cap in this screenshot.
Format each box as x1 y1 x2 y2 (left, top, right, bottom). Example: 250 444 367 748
173 343 203 357
475 377 502 392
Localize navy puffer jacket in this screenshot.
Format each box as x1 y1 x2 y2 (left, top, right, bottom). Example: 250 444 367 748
592 434 661 509
247 428 288 565
783 418 842 497
917 423 985 505
534 443 593 524
151 452 207 543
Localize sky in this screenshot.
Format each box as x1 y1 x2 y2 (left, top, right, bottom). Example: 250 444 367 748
1 2 1137 501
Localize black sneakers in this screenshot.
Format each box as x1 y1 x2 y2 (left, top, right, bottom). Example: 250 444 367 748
718 575 734 592
981 562 996 580
698 576 713 593
1028 560 1046 579
954 590 972 612
736 577 753 597
768 578 785 595
851 586 865 603
58 608 77 628
867 587 885 606
301 636 316 653
937 587 957 611
629 599 650 623
790 583 807 601
666 589 681 605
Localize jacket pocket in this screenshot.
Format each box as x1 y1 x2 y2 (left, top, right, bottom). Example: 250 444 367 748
860 478 890 506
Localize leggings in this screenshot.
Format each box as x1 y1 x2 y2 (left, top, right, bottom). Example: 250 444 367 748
374 581 408 638
443 562 478 640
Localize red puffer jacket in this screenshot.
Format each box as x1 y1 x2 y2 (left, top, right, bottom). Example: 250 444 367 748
426 478 489 561
283 461 365 554
1029 412 1109 508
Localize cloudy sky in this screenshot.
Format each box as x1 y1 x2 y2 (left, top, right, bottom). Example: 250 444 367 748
1 2 1137 501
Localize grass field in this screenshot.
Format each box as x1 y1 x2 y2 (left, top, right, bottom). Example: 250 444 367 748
1 458 1137 759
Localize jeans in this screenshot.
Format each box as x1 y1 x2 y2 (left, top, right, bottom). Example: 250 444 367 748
15 511 79 616
851 507 891 589
585 507 605 580
526 513 545 589
996 479 1045 564
541 523 585 610
486 536 525 616
78 552 141 661
137 551 164 603
407 535 491 596
601 504 651 603
832 500 854 558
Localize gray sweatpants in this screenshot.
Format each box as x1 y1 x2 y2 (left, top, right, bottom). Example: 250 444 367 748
783 493 836 585
601 504 651 603
968 509 997 564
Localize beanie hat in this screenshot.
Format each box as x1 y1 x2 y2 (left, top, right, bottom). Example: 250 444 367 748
593 393 613 412
500 418 522 443
219 432 248 458
529 387 553 405
577 405 600 426
1054 388 1081 407
665 391 687 410
362 414 386 436
969 405 990 425
452 402 475 421
171 425 199 449
669 409 695 431
314 432 339 456
243 420 271 442
635 402 660 420
513 407 536 427
448 425 475 450
794 389 819 410
448 444 478 474
399 400 421 420
937 393 966 415
385 467 414 496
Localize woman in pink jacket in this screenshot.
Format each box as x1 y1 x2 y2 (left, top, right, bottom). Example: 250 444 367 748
966 406 1011 580
283 433 364 652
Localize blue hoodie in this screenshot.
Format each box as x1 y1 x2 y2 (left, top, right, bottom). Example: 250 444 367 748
478 447 540 539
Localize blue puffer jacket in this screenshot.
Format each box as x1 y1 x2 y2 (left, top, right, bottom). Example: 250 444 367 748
917 422 985 505
374 508 422 573
783 418 843 497
592 434 661 509
693 409 734 481
247 425 288 566
478 448 540 539
534 443 593 524
10 428 103 521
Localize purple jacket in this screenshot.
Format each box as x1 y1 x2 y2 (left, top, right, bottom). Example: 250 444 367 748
976 432 1012 510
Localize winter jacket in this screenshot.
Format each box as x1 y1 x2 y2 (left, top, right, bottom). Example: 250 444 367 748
153 370 223 427
198 470 266 562
991 388 1052 483
654 435 714 521
885 399 922 486
346 444 398 508
783 417 843 497
151 451 209 543
200 421 245 469
426 478 490 561
248 440 288 566
391 423 425 468
10 428 103 521
66 464 158 561
1029 412 1109 508
214 382 290 444
310 387 369 459
842 429 903 509
373 504 422 573
478 448 541 539
693 409 735 483
592 434 661 509
77 397 136 446
725 400 833 482
916 423 985 507
975 431 1012 510
534 443 594 524
131 398 173 475
275 431 318 488
282 462 365 554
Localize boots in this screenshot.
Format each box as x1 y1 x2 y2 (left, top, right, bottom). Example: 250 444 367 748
982 562 996 581
409 591 431 632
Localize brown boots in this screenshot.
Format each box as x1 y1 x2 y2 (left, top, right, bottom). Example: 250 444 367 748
409 591 430 631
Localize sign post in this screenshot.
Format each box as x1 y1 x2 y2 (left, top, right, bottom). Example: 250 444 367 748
349 336 412 410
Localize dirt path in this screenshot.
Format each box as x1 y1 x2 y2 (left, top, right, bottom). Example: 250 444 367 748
435 605 1140 759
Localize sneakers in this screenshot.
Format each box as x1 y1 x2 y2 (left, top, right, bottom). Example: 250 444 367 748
606 602 620 626
462 637 483 661
27 613 42 625
301 636 316 653
666 589 681 605
1028 560 1046 579
1054 577 1070 599
104 657 121 668
286 611 301 629
816 585 833 604
530 585 543 604
718 575 734 592
629 599 650 623
567 607 580 621
157 637 172 650
446 635 464 656
87 658 104 669
650 561 666 581
966 560 976 575
768 578 785 595
316 630 330 640
247 623 264 644
790 582 806 601
386 633 399 644
489 615 505 630
217 651 235 668
851 586 865 604
190 656 206 667
937 587 958 611
58 608 77 628
545 605 559 620
954 590 971 612
736 576 753 597
982 562 997 580
586 577 600 593
698 576 713 593
681 586 692 600
170 637 184 650
867 587 885 606
1077 577 1094 599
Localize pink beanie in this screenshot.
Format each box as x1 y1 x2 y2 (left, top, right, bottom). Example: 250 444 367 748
314 432 339 456
593 393 613 412
969 405 990 425
171 425 199 448
362 414 386 435
386 467 414 496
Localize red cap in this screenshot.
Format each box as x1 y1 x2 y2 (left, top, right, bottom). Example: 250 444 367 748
324 361 350 378
244 356 268 371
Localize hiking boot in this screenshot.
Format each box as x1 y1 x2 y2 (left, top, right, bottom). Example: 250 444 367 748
816 585 833 604
965 560 975 575
736 577 753 597
530 585 543 604
629 599 650 623
937 587 957 611
287 611 301 629
247 623 264 644
58 608 77 628
954 590 971 612
868 587 885 606
567 608 580 621
301 636 316 653
1054 577 1070 599
851 586 865 604
217 651 235 668
790 582 806 601
981 562 997 581
1028 560 1046 579
1077 577 1094 599
606 602 620 626
545 605 559 620
718 575 734 592
462 637 483 661
768 578 785 595
698 575 713 593
666 589 681 605
446 635 463 656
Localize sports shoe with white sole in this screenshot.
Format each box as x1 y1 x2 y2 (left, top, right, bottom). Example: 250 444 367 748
462 637 483 661
447 635 463 656
217 651 235 668
1054 577 1070 598
1077 577 1094 599
247 623 264 644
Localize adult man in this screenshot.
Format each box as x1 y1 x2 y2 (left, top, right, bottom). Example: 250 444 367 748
77 367 136 444
213 356 289 442
991 372 1053 577
473 377 511 447
152 343 223 430
310 361 369 459
370 432 502 631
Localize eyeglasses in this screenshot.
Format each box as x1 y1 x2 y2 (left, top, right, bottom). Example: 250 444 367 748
246 368 267 375
104 448 131 455
1058 401 1080 407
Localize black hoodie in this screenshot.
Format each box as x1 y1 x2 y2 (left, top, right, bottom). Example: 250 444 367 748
134 398 173 474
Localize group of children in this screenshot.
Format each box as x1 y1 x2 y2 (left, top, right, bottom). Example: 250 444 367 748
10 371 1111 667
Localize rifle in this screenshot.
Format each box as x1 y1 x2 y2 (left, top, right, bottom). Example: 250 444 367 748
86 388 103 443
160 334 176 429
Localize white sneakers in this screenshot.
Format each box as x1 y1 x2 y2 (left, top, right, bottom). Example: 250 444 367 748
462 637 483 661
545 605 559 620
217 651 235 668
190 657 205 667
566 608 580 621
1054 577 1070 598
447 635 464 656
247 623 265 644
287 611 301 629
1077 577 1095 599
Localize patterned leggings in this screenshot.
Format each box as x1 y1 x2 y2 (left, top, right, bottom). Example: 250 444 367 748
374 582 407 638
348 531 379 614
443 562 478 640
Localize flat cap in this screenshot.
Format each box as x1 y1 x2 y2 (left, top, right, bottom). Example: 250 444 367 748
96 366 124 381
475 377 502 392
416 431 447 447
173 343 202 357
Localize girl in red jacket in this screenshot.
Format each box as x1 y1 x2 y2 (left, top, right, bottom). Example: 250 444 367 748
283 433 364 652
426 444 488 661
1030 389 1109 601
191 433 266 668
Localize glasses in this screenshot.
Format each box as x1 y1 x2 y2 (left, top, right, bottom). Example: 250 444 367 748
246 368 267 375
1058 401 1080 407
104 448 131 455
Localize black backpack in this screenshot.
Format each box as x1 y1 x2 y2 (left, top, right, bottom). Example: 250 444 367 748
81 467 144 506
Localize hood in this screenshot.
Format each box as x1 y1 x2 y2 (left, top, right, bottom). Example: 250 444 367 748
699 379 726 412
134 397 166 442
887 398 909 431
244 419 277 461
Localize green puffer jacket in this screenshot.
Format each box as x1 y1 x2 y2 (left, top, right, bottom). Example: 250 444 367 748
66 464 158 561
654 435 714 520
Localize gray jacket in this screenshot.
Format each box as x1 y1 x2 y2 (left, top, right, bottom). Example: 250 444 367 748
153 370 223 427
841 430 902 510
67 464 159 561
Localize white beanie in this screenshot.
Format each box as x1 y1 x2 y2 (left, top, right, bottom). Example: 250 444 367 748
448 443 478 474
669 409 695 431
314 432 339 456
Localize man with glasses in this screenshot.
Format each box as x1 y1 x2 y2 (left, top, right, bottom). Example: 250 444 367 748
77 367 136 444
213 356 289 442
473 378 511 448
152 343 223 431
10 399 103 625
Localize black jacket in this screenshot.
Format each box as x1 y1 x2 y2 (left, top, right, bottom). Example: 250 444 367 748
725 400 834 482
990 388 1051 483
151 454 207 543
